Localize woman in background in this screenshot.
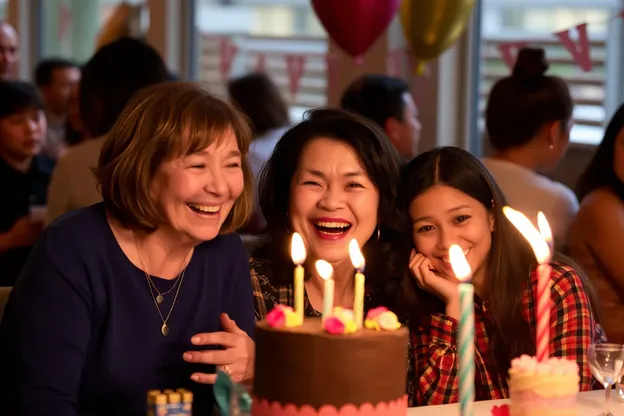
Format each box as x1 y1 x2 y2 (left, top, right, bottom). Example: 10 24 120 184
570 103 624 343
228 72 291 236
481 47 577 248
402 147 604 405
0 82 256 415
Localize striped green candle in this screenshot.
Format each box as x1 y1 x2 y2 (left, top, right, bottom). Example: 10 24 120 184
458 282 474 416
449 244 474 416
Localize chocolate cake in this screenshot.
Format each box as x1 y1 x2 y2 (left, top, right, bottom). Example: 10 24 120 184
251 318 409 416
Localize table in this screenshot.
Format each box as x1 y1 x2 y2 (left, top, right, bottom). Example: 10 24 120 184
408 390 624 415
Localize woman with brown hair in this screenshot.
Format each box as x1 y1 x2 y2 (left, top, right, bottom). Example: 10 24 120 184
0 82 256 415
401 146 605 405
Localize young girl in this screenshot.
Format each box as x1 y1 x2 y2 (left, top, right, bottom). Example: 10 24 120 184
400 146 605 405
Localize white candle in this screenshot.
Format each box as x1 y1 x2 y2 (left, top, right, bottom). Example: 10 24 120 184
290 232 307 320
315 260 334 322
349 239 366 329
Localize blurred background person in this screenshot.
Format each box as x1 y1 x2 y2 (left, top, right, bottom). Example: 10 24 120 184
570 103 624 344
0 21 17 81
45 37 172 225
34 58 81 159
340 74 421 162
0 81 51 286
481 47 577 248
227 72 291 235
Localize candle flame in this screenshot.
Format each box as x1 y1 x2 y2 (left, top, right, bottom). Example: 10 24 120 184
291 232 306 265
349 239 365 271
315 260 333 280
537 211 553 244
503 207 551 264
449 244 472 282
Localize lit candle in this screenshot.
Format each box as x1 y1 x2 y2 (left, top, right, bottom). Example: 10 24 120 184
291 232 307 320
449 244 474 416
349 239 365 329
503 207 552 362
315 260 334 322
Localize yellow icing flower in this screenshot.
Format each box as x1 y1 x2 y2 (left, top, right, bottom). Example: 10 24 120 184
378 311 401 330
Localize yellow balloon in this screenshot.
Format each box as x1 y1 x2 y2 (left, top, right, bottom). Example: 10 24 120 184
400 0 477 61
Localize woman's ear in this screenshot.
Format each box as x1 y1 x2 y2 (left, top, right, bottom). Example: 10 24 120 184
489 213 495 232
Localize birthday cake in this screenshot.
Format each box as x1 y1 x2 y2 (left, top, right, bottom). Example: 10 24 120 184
508 355 579 416
251 306 409 416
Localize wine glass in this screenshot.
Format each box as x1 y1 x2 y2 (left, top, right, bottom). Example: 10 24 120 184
588 343 624 416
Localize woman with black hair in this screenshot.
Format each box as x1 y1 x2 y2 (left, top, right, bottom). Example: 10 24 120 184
250 107 414 400
402 146 604 405
569 104 624 343
482 47 577 248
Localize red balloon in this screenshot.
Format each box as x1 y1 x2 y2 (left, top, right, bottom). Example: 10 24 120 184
312 0 401 61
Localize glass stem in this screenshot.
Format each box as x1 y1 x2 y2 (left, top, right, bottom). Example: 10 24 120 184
605 383 612 413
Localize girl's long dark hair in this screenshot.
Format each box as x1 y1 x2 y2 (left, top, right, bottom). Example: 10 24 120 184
576 104 624 202
400 147 537 375
400 147 602 377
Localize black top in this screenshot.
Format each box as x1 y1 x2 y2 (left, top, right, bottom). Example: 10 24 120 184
0 203 255 415
0 155 55 286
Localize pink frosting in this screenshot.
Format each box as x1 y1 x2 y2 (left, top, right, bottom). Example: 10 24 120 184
324 317 346 335
251 396 407 416
266 305 302 328
365 307 388 320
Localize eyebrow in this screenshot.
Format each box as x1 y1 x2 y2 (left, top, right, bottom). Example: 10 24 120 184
194 149 241 158
302 169 365 179
412 204 472 223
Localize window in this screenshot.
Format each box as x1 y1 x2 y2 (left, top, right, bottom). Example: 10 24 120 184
39 0 146 63
480 0 623 144
0 0 6 20
194 0 327 121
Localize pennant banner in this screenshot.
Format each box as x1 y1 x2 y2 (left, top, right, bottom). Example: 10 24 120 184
219 37 238 80
555 23 592 72
496 9 623 72
285 55 306 98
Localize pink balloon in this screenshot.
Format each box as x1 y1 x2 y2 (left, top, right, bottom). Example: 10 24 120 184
312 0 401 61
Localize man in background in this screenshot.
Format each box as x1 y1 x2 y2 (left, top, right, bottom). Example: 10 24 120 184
34 58 81 159
0 21 18 81
341 75 422 162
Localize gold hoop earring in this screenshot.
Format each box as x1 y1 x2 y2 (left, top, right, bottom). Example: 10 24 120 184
376 227 380 242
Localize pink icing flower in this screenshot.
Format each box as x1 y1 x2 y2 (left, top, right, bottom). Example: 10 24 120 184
266 305 301 328
366 307 388 320
324 316 346 334
491 405 510 416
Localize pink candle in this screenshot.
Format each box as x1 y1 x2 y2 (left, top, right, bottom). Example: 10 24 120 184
503 208 553 362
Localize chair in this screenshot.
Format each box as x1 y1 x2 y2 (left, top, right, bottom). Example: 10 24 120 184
0 286 11 323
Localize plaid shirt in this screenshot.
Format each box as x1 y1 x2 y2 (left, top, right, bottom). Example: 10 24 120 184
411 261 607 406
250 257 418 405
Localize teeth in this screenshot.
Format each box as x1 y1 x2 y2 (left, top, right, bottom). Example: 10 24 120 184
315 221 351 229
189 204 220 213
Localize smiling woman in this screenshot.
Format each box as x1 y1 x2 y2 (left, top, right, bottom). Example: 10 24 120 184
400 146 605 406
0 81 257 415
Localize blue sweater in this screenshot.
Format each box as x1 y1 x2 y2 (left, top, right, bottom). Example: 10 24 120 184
0 203 255 415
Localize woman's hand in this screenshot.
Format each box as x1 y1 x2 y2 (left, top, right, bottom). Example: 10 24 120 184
183 313 255 384
409 249 460 318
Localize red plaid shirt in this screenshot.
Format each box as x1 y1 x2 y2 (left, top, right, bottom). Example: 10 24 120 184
410 261 607 406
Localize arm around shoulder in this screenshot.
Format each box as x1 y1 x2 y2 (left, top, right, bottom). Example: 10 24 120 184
0 225 93 415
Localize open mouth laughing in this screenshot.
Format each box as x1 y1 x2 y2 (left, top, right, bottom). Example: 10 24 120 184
311 217 353 241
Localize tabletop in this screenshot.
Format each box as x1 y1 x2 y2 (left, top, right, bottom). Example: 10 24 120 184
408 390 624 416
